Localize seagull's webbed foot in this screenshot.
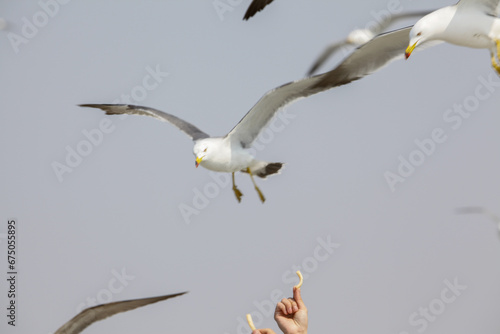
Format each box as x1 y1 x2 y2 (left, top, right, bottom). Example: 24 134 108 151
490 39 500 75
246 168 266 203
232 172 243 203
233 186 243 203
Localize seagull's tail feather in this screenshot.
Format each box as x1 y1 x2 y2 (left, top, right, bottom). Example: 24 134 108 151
244 161 284 179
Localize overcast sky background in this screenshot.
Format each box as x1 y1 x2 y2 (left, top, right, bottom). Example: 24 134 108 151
2 0 500 333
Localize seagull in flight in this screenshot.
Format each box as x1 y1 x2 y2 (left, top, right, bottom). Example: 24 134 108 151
54 291 187 334
307 10 432 75
81 38 407 203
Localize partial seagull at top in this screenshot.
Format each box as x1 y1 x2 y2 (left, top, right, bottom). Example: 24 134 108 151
313 0 500 89
243 0 274 20
456 206 500 236
307 10 432 75
54 291 187 334
403 0 500 75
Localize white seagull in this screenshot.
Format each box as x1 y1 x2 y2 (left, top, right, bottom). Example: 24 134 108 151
307 10 432 75
243 0 274 20
404 0 500 74
312 0 500 89
54 291 187 334
456 207 500 235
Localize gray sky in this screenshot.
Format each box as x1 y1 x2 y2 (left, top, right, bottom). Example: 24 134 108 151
1 1 500 333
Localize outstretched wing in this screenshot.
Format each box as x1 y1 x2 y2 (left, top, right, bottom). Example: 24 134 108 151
225 74 330 147
228 27 428 147
308 11 431 76
457 0 500 16
312 27 415 89
55 292 188 334
243 0 275 20
79 104 210 141
307 40 351 76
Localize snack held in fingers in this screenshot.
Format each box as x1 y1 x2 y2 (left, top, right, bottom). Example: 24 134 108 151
246 313 256 331
294 270 303 289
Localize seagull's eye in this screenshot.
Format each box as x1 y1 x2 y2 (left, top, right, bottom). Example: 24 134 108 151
416 32 422 36
203 148 207 153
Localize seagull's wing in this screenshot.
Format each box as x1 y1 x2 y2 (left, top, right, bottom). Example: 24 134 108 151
307 40 352 76
457 0 500 15
54 292 187 334
79 104 210 141
312 26 442 90
225 73 336 147
228 27 433 147
456 206 500 223
308 11 432 76
243 0 275 20
373 10 434 34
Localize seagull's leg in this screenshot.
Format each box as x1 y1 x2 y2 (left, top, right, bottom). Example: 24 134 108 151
246 168 265 203
232 172 243 203
490 40 500 75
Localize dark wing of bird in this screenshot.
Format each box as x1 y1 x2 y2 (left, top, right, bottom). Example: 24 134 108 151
312 26 414 90
243 0 275 20
79 104 210 141
54 292 188 334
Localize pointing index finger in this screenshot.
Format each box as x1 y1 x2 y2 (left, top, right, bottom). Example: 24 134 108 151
293 286 306 310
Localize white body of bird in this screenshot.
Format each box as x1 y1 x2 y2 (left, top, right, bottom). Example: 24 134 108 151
406 0 500 71
193 137 254 173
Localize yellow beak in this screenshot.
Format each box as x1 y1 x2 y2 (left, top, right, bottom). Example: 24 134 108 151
195 156 203 168
405 42 418 59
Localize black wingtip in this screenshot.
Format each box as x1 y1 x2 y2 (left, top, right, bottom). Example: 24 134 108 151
173 291 189 297
78 104 102 108
242 0 274 21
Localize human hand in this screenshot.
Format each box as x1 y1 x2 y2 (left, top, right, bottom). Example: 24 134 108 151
274 286 307 334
